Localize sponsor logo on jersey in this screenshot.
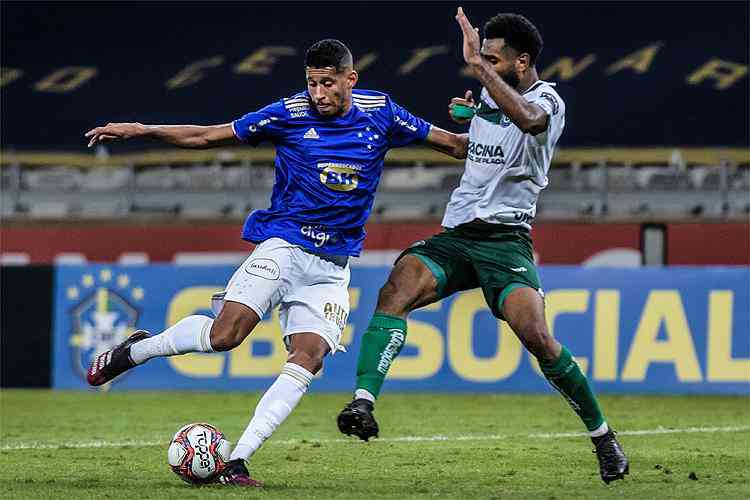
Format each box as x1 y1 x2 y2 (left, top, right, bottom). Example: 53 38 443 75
317 162 361 191
301 225 332 248
324 302 349 331
467 141 505 165
303 127 319 139
248 116 278 134
510 266 528 272
285 96 310 118
245 258 280 280
394 115 418 132
65 269 142 389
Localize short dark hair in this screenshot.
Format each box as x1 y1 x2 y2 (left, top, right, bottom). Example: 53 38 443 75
483 14 543 64
305 39 353 70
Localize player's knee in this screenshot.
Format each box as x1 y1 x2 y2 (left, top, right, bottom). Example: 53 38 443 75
288 348 326 375
519 322 556 361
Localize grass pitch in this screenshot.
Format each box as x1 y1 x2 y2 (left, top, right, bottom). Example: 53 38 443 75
1 390 749 499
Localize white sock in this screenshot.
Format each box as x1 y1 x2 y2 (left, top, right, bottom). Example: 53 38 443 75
129 315 214 364
230 362 313 461
354 388 375 403
590 421 609 438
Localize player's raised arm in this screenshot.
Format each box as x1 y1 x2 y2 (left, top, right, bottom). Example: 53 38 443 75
423 127 469 160
84 122 238 149
455 7 548 135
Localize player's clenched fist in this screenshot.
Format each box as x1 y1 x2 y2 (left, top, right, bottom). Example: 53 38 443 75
449 90 475 124
84 122 145 148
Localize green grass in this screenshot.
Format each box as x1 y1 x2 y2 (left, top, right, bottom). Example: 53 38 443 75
1 390 749 499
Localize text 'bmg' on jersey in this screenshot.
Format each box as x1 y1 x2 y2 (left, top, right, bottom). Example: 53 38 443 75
232 89 431 256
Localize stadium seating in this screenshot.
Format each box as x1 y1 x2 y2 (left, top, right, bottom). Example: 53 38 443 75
80 167 131 191
1 148 747 221
23 167 82 191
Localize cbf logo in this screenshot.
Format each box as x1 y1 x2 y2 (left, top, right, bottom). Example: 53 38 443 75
66 269 143 388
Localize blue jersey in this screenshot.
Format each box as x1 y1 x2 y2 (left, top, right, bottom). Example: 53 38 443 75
232 89 432 256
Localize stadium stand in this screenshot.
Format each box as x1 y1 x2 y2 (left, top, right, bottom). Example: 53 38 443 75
2 1 746 224
2 147 746 221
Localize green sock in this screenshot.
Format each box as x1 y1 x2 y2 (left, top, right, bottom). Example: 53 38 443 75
355 313 407 398
540 346 606 433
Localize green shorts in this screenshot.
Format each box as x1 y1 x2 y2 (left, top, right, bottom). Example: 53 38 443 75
398 221 542 319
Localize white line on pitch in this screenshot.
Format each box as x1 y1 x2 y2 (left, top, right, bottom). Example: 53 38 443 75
528 425 750 439
2 425 749 452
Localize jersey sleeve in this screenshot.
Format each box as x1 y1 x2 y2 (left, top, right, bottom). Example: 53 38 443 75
530 88 565 145
386 98 432 148
232 100 287 146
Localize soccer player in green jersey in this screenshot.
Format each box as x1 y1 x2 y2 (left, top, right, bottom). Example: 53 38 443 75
337 7 629 484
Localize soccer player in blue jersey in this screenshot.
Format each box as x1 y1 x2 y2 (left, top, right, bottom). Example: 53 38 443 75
84 39 468 487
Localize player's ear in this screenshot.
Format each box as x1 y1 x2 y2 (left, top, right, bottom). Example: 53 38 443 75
347 69 358 89
516 52 531 73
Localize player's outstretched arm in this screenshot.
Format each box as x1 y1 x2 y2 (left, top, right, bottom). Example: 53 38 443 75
84 123 238 149
424 127 469 159
455 7 547 135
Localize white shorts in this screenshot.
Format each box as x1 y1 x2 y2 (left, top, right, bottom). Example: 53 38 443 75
212 237 351 354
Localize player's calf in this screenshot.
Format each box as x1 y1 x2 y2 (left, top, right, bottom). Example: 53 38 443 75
209 302 260 352
87 329 150 386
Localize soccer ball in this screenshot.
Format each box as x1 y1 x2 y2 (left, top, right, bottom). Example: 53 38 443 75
167 423 231 484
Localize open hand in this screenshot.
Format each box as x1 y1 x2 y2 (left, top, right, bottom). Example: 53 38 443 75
456 7 482 66
84 122 144 148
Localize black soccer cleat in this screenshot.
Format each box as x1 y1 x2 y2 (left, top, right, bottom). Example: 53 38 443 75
337 398 379 442
592 430 630 484
87 329 150 386
216 459 263 487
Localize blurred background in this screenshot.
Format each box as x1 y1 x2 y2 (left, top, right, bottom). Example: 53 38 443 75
1 1 748 395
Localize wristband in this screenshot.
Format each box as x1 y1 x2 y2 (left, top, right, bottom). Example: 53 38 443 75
451 104 476 119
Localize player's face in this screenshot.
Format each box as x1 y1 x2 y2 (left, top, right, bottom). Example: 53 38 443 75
306 67 358 116
481 38 527 89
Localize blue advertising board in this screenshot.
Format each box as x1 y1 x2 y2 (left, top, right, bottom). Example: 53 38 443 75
53 265 749 394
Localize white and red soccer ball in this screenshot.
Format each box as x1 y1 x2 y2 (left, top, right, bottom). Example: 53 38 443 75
167 423 231 484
